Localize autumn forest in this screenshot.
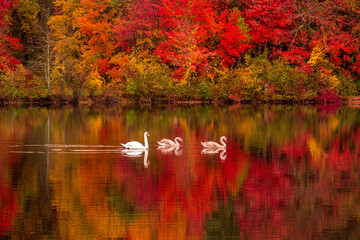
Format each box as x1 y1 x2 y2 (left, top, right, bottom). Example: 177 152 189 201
1 0 360 103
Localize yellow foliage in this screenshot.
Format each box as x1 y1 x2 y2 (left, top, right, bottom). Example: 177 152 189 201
307 43 328 67
321 70 340 89
239 68 262 91
87 70 103 91
233 68 263 100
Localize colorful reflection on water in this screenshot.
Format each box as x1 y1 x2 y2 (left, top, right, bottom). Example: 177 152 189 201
1 105 360 239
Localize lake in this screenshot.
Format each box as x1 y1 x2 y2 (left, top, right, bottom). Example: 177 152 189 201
1 104 360 239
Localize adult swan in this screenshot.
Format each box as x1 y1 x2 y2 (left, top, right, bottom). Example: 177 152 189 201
201 136 227 149
121 132 150 149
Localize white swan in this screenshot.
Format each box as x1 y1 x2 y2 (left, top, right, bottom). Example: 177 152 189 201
201 136 227 149
121 132 150 149
157 137 183 147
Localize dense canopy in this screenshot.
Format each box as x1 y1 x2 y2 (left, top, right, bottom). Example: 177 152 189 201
0 0 359 102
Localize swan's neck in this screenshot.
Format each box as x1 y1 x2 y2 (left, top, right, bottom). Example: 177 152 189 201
144 134 149 149
175 137 180 145
220 137 226 147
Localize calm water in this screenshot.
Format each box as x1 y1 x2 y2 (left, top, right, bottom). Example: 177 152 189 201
1 104 360 239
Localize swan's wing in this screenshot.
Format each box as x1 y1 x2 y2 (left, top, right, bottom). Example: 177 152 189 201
202 141 223 149
158 139 176 146
201 141 215 148
122 141 145 149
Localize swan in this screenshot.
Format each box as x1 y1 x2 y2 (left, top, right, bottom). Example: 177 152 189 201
157 137 183 147
201 136 227 149
121 132 150 149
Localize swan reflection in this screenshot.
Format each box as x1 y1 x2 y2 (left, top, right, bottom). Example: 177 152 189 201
121 149 149 168
157 145 183 156
201 148 227 161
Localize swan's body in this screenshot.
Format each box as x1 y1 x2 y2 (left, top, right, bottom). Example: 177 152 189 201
157 137 183 147
201 136 227 149
121 132 150 149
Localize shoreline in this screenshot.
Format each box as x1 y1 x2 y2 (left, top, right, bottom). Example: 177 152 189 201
0 96 358 107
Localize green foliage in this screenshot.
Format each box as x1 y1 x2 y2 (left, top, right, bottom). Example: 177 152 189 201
173 85 193 100
11 0 40 37
124 57 173 101
0 65 47 101
199 81 212 101
245 55 313 101
338 76 357 96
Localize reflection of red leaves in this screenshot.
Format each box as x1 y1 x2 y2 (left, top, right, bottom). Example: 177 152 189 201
0 179 18 235
238 160 292 234
113 147 248 237
113 159 159 211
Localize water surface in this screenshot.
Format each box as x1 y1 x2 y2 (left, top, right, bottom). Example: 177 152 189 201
1 104 360 239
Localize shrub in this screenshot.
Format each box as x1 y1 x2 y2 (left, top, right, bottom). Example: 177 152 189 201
245 55 314 101
0 65 47 101
124 57 173 101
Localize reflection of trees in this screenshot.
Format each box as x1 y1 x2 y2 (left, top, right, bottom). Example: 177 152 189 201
0 144 18 236
233 105 360 239
112 146 249 238
2 105 360 238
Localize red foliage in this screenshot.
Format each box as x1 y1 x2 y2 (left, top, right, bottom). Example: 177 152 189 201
214 9 251 67
155 0 251 80
244 0 295 47
282 47 310 66
315 88 342 103
114 0 158 51
0 0 22 71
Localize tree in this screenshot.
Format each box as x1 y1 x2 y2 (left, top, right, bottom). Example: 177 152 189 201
114 0 159 52
49 0 89 102
243 0 295 55
78 0 118 81
0 0 22 72
156 0 250 85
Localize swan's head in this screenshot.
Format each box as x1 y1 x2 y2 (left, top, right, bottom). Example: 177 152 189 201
176 137 183 142
145 132 150 137
221 136 227 142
